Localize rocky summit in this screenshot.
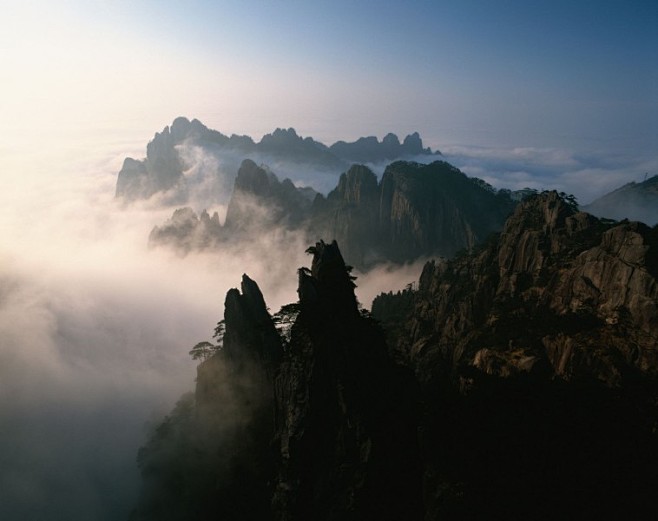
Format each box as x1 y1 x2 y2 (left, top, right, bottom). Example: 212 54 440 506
132 193 658 520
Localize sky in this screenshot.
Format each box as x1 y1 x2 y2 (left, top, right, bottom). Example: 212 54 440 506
0 1 656 519
2 0 656 151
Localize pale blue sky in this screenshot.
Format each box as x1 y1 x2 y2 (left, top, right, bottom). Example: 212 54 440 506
2 1 656 160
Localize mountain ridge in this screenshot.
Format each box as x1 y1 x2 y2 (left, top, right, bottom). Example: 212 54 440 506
115 117 439 203
132 193 658 519
584 174 658 225
149 159 517 269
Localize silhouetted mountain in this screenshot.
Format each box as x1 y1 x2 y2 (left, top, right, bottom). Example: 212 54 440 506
148 159 316 251
131 243 422 521
583 174 658 225
115 117 439 203
329 131 434 163
223 159 316 233
150 160 516 268
132 201 658 519
311 160 516 266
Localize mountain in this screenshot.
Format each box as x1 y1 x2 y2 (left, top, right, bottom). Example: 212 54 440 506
311 160 516 266
115 117 439 203
329 131 431 163
583 174 658 225
148 159 317 251
150 159 517 269
132 195 658 519
373 191 658 517
131 242 422 521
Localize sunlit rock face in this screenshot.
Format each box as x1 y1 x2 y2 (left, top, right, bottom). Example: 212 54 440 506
373 191 658 519
379 191 658 386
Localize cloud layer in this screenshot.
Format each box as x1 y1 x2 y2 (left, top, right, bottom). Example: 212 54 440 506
1 126 655 519
443 144 658 205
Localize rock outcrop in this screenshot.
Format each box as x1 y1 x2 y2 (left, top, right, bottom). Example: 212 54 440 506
273 241 422 520
132 242 421 521
116 121 186 201
372 191 658 518
131 274 282 521
133 197 658 519
223 159 316 233
376 191 658 386
148 159 316 252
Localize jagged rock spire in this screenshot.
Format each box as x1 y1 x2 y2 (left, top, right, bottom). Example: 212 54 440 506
297 240 360 322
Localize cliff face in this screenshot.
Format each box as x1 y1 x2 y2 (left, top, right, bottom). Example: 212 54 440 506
148 159 316 252
310 161 516 267
132 242 421 521
223 159 316 233
377 191 658 386
373 192 658 518
131 275 281 521
150 160 516 269
134 196 658 519
116 122 186 201
272 241 422 521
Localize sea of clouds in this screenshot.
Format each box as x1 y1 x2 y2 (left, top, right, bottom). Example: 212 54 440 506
1 127 654 520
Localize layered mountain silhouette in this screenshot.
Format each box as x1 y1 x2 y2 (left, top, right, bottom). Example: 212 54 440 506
115 117 438 203
584 174 658 225
131 195 658 520
149 159 517 268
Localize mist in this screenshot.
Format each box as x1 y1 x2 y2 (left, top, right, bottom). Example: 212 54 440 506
0 138 301 519
443 144 658 206
0 130 430 520
3 115 655 520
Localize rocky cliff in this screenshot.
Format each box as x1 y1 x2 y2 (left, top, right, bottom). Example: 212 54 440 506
375 191 658 385
272 241 423 520
150 160 516 268
148 159 316 252
131 242 421 520
373 191 658 518
133 195 658 519
310 160 516 266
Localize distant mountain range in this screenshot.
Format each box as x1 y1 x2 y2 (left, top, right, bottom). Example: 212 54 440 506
115 117 438 203
116 118 657 273
584 174 658 225
149 159 518 269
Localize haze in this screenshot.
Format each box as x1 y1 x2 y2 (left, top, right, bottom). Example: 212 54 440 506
0 1 656 519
